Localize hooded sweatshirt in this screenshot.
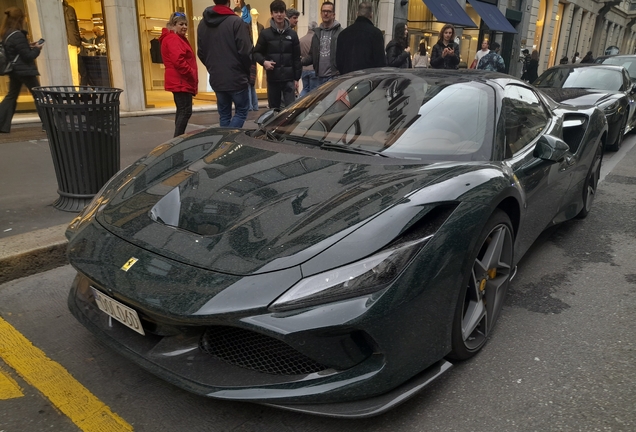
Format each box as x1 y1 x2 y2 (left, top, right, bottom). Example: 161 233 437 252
159 28 198 95
253 18 301 82
301 21 342 77
197 5 253 92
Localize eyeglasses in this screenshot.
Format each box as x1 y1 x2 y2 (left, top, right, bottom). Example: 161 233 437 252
174 12 186 18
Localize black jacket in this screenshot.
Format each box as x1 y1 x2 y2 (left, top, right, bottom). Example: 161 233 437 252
385 39 411 68
197 6 253 92
336 16 386 74
3 30 40 76
525 59 538 83
253 20 301 82
430 41 460 69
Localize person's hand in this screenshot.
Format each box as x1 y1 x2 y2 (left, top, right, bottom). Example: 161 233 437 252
263 60 276 71
405 46 410 53
442 48 449 57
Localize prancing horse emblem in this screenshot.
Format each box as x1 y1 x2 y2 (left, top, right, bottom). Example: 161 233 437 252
121 257 139 271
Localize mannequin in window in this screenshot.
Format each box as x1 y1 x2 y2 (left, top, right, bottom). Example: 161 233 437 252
62 0 81 85
250 9 264 89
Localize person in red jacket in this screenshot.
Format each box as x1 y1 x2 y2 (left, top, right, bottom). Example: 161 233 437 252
160 12 198 137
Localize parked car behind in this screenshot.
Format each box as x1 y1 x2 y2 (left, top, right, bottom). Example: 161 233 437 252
534 64 636 151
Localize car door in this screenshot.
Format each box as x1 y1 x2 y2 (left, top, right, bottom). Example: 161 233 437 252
622 69 636 131
500 84 576 258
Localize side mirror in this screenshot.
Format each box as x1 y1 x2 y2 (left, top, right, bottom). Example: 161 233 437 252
256 109 279 127
534 134 570 162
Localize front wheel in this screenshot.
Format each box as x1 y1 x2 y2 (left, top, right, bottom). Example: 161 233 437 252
607 115 627 152
448 210 514 361
576 144 602 219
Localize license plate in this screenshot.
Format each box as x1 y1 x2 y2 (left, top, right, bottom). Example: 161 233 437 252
91 287 145 335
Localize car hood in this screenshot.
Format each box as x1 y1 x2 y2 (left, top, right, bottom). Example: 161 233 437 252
97 130 477 275
538 88 618 106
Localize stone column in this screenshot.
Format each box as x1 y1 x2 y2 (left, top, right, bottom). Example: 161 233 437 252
103 0 145 112
555 3 574 65
378 0 395 44
567 6 583 58
583 13 596 54
616 26 626 52
25 0 73 87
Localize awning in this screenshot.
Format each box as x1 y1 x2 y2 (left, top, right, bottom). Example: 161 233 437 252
421 0 477 28
466 0 517 33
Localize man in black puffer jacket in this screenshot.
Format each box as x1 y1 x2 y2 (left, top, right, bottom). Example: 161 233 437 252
253 0 301 109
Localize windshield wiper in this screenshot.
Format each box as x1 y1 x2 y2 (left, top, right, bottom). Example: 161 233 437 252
284 134 393 157
320 142 391 157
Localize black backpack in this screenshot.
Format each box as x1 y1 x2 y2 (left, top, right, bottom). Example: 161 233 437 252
0 31 20 76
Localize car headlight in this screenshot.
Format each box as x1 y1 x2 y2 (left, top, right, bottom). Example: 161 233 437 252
601 100 620 115
269 235 432 312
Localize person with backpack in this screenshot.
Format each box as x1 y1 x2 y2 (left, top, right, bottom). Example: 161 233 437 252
0 7 43 133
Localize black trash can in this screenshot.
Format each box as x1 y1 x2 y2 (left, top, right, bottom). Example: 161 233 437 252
32 86 123 212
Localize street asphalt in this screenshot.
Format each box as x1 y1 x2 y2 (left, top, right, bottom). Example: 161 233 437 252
0 108 266 284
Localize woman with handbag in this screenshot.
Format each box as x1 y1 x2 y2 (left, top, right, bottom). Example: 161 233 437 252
0 7 43 133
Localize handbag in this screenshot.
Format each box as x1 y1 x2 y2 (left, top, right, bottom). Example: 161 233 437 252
0 31 20 75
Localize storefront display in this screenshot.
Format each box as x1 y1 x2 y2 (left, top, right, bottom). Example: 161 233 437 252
64 0 110 87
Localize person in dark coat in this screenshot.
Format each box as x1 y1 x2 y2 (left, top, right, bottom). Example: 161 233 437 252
525 50 539 83
336 2 386 74
160 12 198 137
0 7 43 133
197 0 253 127
580 51 594 63
385 22 411 68
430 23 460 69
253 0 301 110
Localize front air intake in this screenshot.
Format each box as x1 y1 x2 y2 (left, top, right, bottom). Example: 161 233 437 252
199 326 329 375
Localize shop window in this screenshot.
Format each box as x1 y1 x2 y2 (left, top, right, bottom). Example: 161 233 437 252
64 0 110 87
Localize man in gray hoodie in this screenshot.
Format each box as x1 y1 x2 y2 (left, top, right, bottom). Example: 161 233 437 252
197 0 253 127
301 1 342 88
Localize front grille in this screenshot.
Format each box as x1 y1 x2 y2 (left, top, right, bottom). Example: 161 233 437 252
199 326 328 375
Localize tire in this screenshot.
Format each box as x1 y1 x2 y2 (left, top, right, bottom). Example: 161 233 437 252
606 115 627 152
448 210 514 361
576 144 603 219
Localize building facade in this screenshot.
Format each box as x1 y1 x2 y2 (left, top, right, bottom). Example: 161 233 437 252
2 0 636 114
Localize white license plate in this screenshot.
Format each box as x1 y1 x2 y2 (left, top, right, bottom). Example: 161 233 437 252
91 287 145 335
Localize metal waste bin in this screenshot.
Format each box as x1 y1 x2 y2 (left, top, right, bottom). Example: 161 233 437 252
32 86 123 212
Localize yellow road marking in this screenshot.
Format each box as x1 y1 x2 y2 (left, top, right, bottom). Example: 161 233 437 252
0 366 23 399
0 316 133 431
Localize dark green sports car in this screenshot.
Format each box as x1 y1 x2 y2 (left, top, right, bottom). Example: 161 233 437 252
66 70 606 417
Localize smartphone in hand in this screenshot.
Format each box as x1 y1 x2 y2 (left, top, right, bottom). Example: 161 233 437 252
37 38 45 45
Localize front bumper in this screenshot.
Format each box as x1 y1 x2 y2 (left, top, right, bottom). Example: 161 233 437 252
68 272 452 417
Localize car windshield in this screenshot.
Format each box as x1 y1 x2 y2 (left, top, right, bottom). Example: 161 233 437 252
601 57 636 80
263 73 495 161
534 67 624 91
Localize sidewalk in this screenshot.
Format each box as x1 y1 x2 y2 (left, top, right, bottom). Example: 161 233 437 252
0 107 266 283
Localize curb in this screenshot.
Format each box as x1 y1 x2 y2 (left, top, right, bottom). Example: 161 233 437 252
0 224 69 285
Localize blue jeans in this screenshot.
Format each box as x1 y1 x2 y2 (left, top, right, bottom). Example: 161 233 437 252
215 87 250 128
299 70 315 97
249 84 258 110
